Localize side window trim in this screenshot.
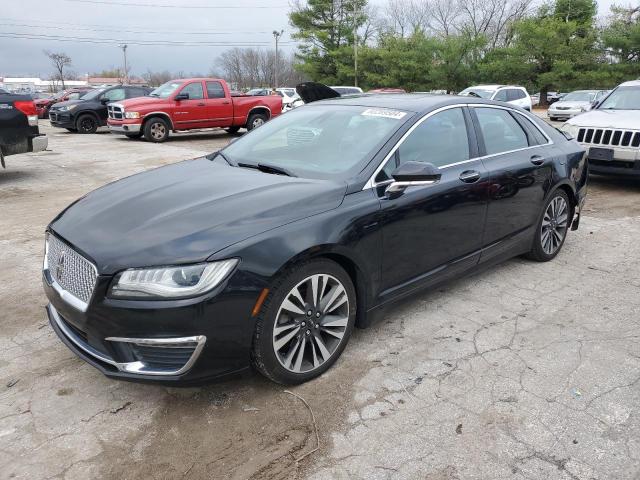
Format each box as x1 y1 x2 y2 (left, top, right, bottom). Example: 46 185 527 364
469 105 552 158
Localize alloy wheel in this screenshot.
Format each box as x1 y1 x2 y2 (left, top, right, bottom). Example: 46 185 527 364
79 117 95 133
252 117 265 128
150 122 166 140
272 274 349 374
541 196 569 255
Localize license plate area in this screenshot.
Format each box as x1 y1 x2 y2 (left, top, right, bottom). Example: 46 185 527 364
589 147 614 161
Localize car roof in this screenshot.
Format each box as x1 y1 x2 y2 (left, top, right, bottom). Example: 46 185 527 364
312 93 525 114
620 80 640 87
465 84 526 91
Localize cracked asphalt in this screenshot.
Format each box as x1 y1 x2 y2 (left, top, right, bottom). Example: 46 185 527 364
1 118 639 480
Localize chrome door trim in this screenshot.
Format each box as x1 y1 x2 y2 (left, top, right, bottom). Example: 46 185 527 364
363 103 554 191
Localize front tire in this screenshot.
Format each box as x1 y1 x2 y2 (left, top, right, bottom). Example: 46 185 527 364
143 117 170 142
526 190 571 262
76 114 98 134
252 259 356 384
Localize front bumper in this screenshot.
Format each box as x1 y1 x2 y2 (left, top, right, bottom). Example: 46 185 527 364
108 122 142 134
43 267 260 385
586 146 640 177
49 111 75 129
548 109 583 120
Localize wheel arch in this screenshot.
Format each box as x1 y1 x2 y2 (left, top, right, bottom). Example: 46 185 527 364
550 180 577 213
247 106 271 120
272 245 371 329
142 112 174 130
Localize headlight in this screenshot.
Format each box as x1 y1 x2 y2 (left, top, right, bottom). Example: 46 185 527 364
58 104 77 112
124 111 140 119
561 123 579 139
109 259 239 299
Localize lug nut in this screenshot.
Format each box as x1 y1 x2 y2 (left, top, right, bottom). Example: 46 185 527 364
316 312 321 318
306 330 311 335
307 310 312 316
301 321 306 327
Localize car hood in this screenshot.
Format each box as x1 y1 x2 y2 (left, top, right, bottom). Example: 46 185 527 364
550 101 590 109
49 158 347 274
113 96 159 109
34 98 52 106
566 109 640 129
50 99 85 109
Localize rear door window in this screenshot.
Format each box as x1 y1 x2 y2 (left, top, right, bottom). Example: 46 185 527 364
493 90 508 102
206 81 226 99
475 107 529 155
507 89 526 101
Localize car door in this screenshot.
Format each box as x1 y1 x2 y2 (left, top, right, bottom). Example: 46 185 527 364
98 87 126 123
470 106 554 261
173 81 208 128
375 106 488 298
204 81 233 127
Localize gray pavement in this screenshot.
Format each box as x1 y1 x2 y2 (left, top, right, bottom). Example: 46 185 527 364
1 120 639 480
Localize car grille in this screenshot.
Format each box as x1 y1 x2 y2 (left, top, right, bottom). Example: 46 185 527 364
46 234 98 305
577 128 640 147
556 106 572 110
108 105 124 120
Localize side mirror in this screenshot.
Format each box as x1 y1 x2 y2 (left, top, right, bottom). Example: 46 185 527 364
100 98 110 104
385 161 441 198
174 92 189 101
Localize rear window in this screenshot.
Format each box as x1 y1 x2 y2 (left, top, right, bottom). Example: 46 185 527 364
206 81 225 99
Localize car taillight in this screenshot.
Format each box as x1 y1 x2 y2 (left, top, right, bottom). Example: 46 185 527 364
14 100 38 126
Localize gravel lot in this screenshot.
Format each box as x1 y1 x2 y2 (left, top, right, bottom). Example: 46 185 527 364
1 118 639 480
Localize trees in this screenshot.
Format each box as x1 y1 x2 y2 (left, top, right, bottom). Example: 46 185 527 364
44 51 72 89
602 6 640 64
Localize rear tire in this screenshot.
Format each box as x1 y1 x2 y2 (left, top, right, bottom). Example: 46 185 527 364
143 117 170 143
252 259 356 384
525 189 571 262
76 114 98 134
246 112 268 131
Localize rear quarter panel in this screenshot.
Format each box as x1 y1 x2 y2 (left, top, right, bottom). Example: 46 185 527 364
231 95 282 124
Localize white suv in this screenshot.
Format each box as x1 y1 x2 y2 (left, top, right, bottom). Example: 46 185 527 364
459 85 532 111
562 80 640 177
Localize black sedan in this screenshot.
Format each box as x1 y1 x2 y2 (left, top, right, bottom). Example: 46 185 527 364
43 94 588 385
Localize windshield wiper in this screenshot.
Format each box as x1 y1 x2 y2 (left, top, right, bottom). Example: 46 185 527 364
238 162 296 177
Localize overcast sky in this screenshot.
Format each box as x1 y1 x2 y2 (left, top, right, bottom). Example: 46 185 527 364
0 0 621 78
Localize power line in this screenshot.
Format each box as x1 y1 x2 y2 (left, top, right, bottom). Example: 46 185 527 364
0 32 294 47
64 0 288 8
0 22 279 36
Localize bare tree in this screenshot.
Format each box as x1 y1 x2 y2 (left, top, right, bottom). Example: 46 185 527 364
456 0 531 48
383 0 431 36
428 0 461 36
143 69 173 87
44 51 72 89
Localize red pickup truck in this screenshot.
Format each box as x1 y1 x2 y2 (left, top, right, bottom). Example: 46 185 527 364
107 78 282 142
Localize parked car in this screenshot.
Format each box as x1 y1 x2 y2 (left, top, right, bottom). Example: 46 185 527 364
49 85 152 134
44 90 587 385
369 88 407 94
276 87 300 111
562 80 640 177
547 90 608 121
0 92 47 168
330 86 364 95
107 78 282 142
459 85 532 111
34 87 93 119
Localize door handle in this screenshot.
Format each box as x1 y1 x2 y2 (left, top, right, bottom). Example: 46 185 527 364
197 102 205 106
222 101 230 105
459 170 481 183
530 155 545 166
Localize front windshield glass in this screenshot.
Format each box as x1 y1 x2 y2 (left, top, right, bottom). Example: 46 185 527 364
150 81 182 98
221 105 410 180
598 86 640 110
562 91 596 102
459 87 494 99
80 88 106 100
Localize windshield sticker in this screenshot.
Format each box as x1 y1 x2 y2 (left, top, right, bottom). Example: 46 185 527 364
361 108 407 119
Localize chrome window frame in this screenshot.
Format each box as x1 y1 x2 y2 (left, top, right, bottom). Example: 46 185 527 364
363 103 553 190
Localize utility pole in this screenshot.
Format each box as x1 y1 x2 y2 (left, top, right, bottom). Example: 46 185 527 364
353 2 358 87
272 30 283 89
119 44 128 84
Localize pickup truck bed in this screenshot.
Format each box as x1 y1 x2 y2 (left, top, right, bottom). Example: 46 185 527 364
0 93 48 167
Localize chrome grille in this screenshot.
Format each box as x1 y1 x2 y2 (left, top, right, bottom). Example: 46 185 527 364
577 128 640 147
46 234 97 305
108 104 123 120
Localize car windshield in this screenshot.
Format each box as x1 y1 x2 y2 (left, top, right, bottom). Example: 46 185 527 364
598 86 640 110
149 81 182 98
221 105 410 180
562 91 596 102
459 87 494 99
80 88 106 100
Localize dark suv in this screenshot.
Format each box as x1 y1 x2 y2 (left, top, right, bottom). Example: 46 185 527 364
49 85 151 134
